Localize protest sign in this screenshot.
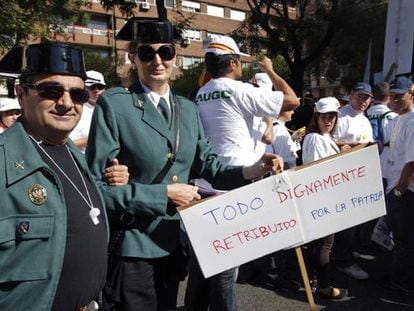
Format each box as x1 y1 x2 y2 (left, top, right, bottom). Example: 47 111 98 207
178 145 386 277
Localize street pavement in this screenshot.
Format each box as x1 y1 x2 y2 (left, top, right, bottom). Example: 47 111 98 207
177 245 414 311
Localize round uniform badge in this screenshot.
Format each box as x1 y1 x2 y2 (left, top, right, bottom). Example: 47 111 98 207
28 184 48 205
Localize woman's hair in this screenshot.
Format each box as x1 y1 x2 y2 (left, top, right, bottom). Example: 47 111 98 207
125 42 140 86
306 111 338 135
205 52 240 78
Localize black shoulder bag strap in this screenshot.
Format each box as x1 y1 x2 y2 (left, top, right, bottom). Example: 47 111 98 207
108 92 181 257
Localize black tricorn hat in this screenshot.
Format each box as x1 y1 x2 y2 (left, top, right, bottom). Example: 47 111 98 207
116 17 182 43
0 43 88 80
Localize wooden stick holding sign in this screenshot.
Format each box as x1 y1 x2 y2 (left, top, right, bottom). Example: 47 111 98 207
272 157 316 311
295 247 317 311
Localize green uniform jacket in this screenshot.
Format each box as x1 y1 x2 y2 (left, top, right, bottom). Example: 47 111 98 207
86 83 246 258
0 121 108 310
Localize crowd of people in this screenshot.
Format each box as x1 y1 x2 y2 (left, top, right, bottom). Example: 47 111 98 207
0 16 413 311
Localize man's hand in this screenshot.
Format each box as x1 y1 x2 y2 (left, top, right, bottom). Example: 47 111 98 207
257 55 274 73
104 158 130 186
262 153 284 173
167 184 201 207
243 153 284 180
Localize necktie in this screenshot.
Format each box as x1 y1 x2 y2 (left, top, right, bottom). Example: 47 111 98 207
158 97 171 125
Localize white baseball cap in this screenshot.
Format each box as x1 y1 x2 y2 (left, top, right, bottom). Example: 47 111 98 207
0 98 21 112
204 34 250 57
315 97 339 113
85 70 106 87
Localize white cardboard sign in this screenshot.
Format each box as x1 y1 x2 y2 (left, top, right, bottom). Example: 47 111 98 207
179 145 386 278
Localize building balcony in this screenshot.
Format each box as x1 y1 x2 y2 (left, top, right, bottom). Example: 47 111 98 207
51 25 115 47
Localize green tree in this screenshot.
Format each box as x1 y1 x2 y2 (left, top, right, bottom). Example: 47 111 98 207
0 0 86 50
100 0 167 19
325 1 388 90
233 0 387 96
99 0 195 38
171 62 204 98
83 49 121 87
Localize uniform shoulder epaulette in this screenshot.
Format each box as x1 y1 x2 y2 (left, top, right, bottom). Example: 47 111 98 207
103 87 130 97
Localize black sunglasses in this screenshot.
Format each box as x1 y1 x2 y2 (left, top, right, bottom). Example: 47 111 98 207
24 82 89 103
136 45 176 62
88 84 105 91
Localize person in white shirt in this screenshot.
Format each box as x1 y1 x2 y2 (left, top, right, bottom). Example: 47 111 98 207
267 110 299 168
366 82 398 182
251 72 275 161
187 34 299 311
0 97 21 133
70 70 106 152
382 76 414 293
302 97 349 299
333 82 374 280
334 82 374 145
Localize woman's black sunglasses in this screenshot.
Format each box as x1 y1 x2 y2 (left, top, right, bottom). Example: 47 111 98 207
24 82 89 103
136 45 176 62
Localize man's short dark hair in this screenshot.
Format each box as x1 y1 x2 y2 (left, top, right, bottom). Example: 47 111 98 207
205 52 240 78
372 82 390 101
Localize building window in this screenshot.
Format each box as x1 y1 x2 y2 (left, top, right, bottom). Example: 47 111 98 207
182 56 202 69
230 9 246 21
86 14 110 30
165 0 176 8
207 5 224 18
182 0 200 12
182 29 202 41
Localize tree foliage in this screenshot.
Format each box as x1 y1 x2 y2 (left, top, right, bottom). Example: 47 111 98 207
233 0 387 96
325 0 387 90
100 0 167 18
83 49 121 87
99 0 195 37
0 0 86 50
171 63 205 98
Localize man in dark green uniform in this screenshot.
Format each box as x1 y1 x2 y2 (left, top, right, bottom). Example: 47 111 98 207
86 17 279 311
0 43 128 310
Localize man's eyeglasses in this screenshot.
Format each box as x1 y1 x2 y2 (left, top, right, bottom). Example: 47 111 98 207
24 82 89 103
88 84 105 91
136 45 176 62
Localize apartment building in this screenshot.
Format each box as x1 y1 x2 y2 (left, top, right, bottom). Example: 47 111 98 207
50 0 252 81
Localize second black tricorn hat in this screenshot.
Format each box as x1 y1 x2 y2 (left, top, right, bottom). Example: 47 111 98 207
0 43 88 80
116 17 182 43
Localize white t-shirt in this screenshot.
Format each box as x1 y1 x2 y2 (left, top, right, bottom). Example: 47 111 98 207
196 77 283 165
366 103 398 177
252 117 268 161
266 121 299 167
386 109 414 193
0 124 7 134
334 105 373 143
302 132 339 164
69 102 95 153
